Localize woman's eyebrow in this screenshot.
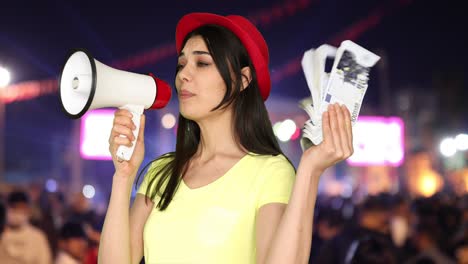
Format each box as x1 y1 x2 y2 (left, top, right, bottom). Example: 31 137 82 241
178 50 211 58
192 50 211 56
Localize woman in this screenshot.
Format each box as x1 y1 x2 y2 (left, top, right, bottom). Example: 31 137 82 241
98 12 353 264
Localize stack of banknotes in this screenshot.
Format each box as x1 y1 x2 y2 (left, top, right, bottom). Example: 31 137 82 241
299 40 380 151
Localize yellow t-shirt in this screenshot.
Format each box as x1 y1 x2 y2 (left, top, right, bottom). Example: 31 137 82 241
137 152 295 264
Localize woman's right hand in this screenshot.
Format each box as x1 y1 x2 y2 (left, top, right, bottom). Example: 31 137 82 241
109 109 146 179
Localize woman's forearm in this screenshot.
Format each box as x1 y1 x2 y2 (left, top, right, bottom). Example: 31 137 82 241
265 161 322 264
98 173 135 264
297 170 320 263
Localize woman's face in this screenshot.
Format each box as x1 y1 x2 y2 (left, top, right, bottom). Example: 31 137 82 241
175 36 228 121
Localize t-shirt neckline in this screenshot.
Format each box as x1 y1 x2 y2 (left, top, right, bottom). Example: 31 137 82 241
181 152 252 191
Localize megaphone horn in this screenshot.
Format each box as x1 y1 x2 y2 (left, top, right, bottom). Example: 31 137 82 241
59 48 172 161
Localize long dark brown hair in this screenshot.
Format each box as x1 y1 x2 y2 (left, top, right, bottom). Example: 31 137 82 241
137 24 294 211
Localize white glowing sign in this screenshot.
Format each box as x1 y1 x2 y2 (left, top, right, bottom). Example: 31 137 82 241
347 116 404 166
80 109 115 160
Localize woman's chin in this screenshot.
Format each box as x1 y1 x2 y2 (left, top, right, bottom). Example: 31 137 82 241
179 109 198 121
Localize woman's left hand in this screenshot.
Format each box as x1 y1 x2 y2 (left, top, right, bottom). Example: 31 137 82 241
301 103 354 174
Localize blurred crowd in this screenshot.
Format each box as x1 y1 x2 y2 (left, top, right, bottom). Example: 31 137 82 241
309 192 468 264
0 183 103 264
0 181 467 264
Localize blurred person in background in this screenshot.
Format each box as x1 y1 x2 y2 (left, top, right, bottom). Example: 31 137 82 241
48 191 66 230
66 192 99 228
0 201 25 263
405 220 456 264
454 241 468 264
411 194 463 260
358 194 392 234
2 190 52 264
345 235 397 264
309 206 344 263
32 185 62 259
26 182 45 227
56 221 89 264
436 197 463 258
390 194 412 247
390 194 418 262
315 194 396 263
83 217 104 264
64 193 102 263
453 195 468 263
43 191 67 258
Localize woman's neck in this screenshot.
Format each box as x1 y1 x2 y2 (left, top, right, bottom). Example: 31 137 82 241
194 109 245 162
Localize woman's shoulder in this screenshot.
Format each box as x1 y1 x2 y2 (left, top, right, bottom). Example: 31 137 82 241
248 152 289 162
247 152 293 169
143 152 174 173
137 153 174 196
140 153 174 181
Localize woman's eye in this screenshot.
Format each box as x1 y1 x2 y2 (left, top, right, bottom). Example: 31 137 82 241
197 62 210 67
176 64 184 72
176 61 210 72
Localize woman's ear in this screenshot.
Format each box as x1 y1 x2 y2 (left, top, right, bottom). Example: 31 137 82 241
240 67 252 91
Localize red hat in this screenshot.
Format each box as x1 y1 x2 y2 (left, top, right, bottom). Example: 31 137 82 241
175 12 271 101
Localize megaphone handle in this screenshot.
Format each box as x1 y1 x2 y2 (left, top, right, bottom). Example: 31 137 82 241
116 104 145 161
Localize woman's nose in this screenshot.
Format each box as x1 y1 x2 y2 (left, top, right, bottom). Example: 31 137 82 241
177 64 192 82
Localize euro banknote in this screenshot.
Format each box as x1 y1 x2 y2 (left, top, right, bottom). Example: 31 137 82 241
299 40 380 150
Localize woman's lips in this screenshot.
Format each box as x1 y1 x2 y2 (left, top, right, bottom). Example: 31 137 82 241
179 90 195 99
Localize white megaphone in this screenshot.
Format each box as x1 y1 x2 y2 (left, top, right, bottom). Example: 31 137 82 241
59 48 172 161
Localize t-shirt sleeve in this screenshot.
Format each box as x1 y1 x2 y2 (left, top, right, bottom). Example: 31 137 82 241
136 167 151 197
256 155 296 210
136 156 171 202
